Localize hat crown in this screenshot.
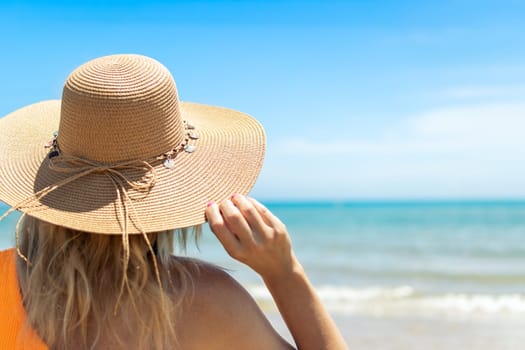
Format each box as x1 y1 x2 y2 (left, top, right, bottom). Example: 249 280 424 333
58 54 184 163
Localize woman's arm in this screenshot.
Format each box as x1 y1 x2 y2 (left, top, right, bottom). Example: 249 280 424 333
205 195 348 350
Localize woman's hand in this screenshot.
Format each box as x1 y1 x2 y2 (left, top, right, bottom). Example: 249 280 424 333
206 195 348 349
205 195 301 282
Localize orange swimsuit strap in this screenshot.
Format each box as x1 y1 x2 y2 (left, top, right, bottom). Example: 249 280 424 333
0 249 48 350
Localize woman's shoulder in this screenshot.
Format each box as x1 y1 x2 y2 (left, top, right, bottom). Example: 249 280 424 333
170 256 292 349
171 256 248 304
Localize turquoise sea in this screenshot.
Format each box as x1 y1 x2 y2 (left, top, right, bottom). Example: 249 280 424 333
2 201 525 348
187 201 525 321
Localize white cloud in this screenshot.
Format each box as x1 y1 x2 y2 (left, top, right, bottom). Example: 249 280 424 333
260 103 525 199
280 103 525 156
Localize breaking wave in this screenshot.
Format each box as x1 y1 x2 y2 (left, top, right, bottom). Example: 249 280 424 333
248 284 525 318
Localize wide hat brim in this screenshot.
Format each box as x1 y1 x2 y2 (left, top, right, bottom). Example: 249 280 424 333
0 100 265 234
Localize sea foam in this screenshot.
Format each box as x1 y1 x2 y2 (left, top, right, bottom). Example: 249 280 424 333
248 284 525 319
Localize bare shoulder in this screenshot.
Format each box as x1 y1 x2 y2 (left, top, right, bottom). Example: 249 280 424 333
175 257 261 315
172 257 293 350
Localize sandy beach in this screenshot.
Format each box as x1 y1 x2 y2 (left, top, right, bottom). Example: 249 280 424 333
267 311 525 350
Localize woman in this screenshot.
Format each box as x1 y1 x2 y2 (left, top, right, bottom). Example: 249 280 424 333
0 54 347 349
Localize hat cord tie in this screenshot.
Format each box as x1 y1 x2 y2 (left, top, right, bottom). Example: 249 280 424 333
0 154 165 314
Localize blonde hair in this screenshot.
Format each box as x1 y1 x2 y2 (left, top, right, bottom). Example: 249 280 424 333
16 215 201 350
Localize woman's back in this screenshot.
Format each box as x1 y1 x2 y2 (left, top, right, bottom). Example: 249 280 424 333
13 216 290 349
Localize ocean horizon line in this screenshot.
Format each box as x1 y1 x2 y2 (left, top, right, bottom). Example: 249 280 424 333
2 198 525 212
259 198 525 207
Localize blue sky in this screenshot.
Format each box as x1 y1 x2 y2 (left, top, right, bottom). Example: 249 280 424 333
1 0 524 200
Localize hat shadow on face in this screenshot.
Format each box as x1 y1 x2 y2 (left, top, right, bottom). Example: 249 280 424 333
33 157 152 214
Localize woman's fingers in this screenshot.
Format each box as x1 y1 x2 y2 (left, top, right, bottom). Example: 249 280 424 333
207 195 295 278
231 195 269 237
205 202 242 256
249 197 285 229
218 199 255 245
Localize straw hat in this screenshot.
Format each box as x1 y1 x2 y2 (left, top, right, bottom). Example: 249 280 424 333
0 54 265 234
